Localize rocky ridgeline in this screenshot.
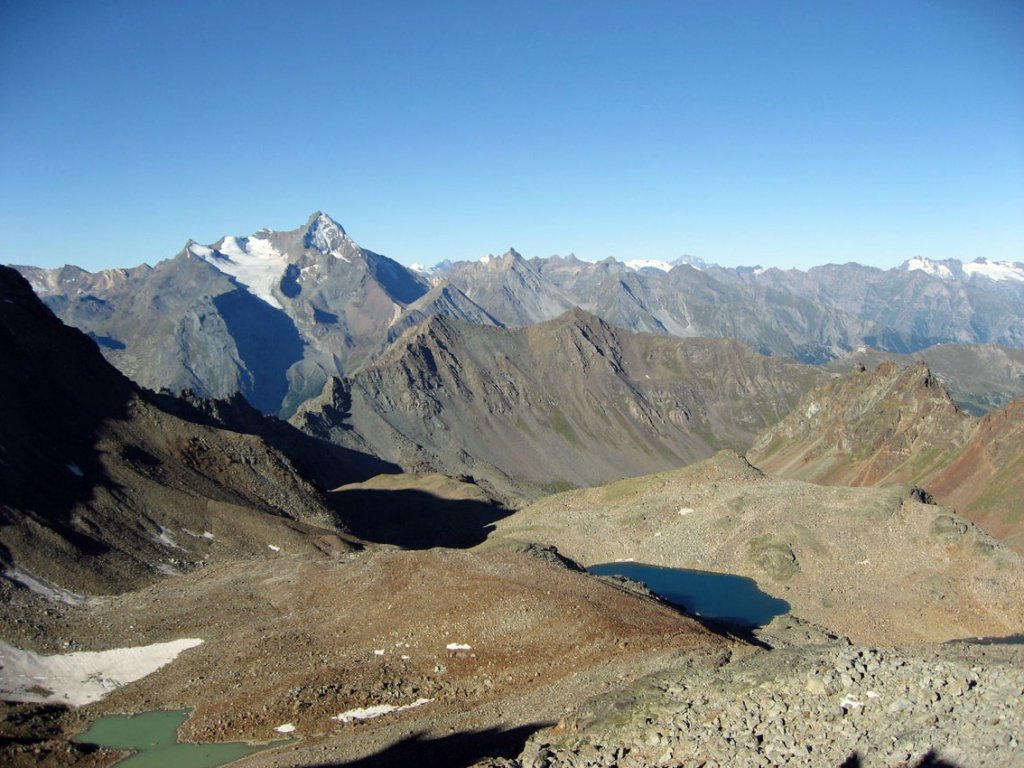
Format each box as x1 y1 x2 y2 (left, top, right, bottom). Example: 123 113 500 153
506 640 1023 768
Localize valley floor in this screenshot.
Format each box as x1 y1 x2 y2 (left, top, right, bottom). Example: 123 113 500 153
1 543 1022 768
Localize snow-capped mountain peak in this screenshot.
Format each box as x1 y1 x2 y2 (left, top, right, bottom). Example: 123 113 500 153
962 258 1024 283
623 259 673 273
901 257 955 280
304 211 351 257
671 255 710 270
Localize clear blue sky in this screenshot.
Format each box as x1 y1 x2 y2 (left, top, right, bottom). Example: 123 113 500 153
2 0 1022 271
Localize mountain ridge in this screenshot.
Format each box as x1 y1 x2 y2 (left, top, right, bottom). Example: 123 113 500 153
749 360 1024 552
292 309 827 501
12 212 1024 419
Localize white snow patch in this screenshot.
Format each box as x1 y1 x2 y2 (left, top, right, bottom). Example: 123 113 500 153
3 567 90 606
28 278 53 296
66 463 84 477
192 236 289 308
181 529 216 541
840 694 864 709
962 258 1024 282
623 259 672 272
267 544 281 552
274 723 297 734
445 643 471 651
373 649 385 656
753 267 767 276
187 243 214 258
332 698 432 723
805 402 820 419
154 526 183 551
904 257 953 280
0 638 203 706
678 507 695 516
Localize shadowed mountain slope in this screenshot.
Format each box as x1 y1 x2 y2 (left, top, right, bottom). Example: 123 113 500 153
0 266 352 595
293 310 827 501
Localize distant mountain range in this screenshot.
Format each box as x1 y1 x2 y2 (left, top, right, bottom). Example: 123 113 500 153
12 212 1024 416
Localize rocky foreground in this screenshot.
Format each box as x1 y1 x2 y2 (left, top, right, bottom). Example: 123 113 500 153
498 622 1023 768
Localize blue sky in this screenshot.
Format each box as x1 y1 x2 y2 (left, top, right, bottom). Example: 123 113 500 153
1 0 1021 271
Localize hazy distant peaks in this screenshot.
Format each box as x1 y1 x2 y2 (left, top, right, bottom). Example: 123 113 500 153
901 257 955 280
901 256 1024 283
961 258 1024 283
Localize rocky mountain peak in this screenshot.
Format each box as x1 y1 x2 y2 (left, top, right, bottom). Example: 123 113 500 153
303 211 350 255
750 359 972 487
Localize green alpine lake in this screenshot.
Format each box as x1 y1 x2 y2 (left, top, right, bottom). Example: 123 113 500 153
75 708 292 767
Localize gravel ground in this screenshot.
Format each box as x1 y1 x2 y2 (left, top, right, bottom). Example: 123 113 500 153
505 630 1023 768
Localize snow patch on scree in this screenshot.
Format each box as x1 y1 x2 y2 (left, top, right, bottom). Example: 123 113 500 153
0 639 203 706
332 698 432 723
3 567 90 606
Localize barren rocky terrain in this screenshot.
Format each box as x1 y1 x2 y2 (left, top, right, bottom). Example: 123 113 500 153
503 630 1024 768
0 546 731 767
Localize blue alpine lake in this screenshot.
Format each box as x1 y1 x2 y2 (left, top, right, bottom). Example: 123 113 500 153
588 562 789 627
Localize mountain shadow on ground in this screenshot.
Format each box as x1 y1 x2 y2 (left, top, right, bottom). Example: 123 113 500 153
329 488 513 549
148 389 402 490
841 750 961 767
308 723 549 768
212 289 305 414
